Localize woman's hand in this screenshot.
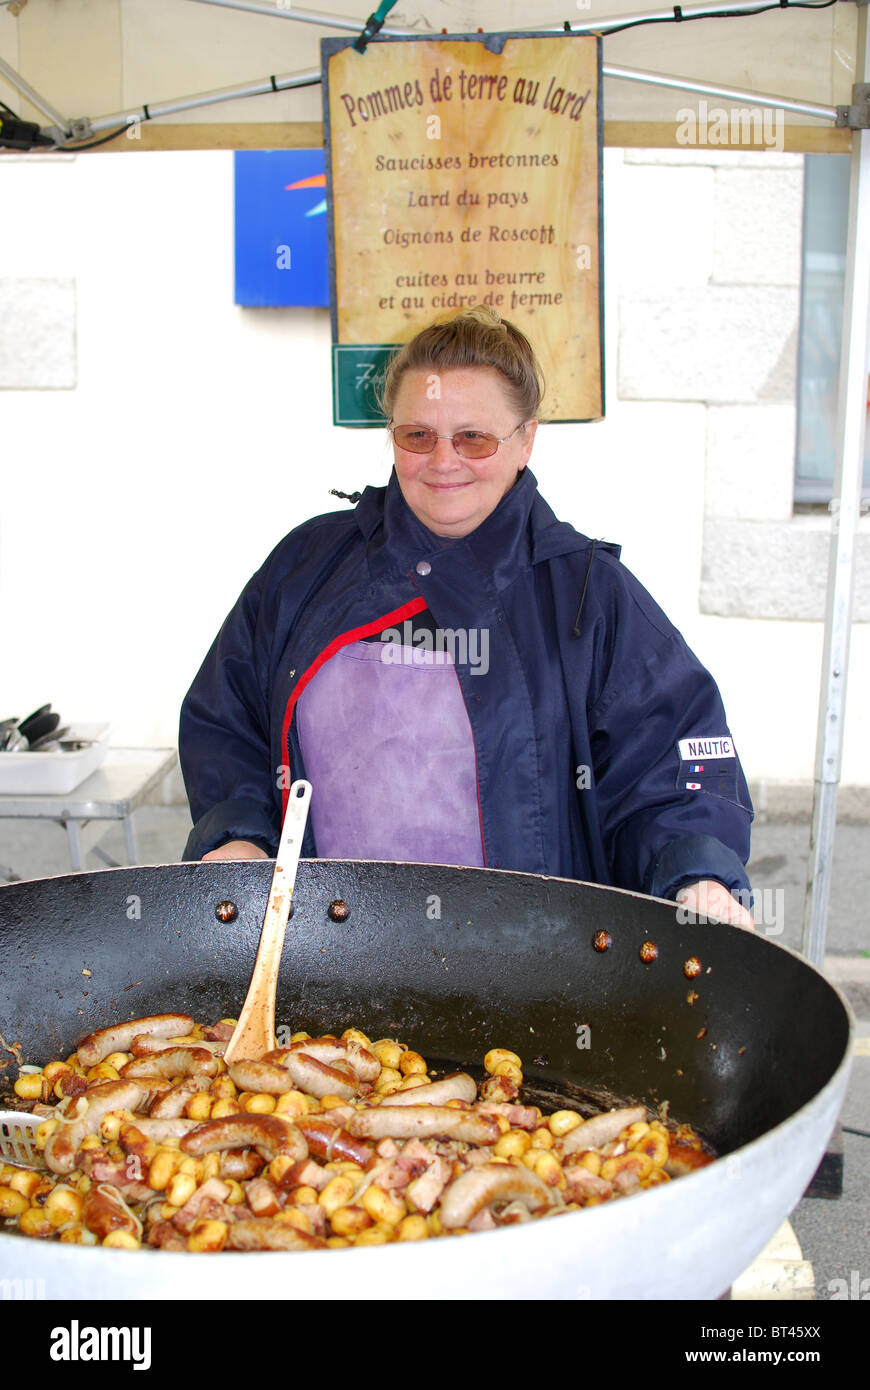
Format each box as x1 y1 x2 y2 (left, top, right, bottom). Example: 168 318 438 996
202 840 270 862
675 879 755 930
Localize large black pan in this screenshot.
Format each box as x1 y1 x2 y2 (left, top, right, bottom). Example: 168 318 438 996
0 860 853 1300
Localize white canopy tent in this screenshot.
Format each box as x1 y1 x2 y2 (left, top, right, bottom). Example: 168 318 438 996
0 0 867 963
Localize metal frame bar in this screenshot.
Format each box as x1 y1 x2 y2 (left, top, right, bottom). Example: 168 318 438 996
0 52 70 133
185 0 838 40
185 0 415 35
84 67 321 136
77 62 837 139
803 10 870 967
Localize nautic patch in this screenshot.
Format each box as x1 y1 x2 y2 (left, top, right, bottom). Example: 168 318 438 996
676 735 738 799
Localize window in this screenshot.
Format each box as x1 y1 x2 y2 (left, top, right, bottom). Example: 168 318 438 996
795 154 870 504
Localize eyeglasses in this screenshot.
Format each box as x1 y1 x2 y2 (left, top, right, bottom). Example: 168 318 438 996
389 422 526 460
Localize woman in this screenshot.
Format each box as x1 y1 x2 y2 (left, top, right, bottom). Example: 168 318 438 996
180 307 754 926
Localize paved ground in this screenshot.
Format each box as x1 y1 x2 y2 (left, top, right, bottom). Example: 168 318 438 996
0 806 867 1299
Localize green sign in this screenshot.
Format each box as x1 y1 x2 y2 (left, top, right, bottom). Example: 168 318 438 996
332 344 397 426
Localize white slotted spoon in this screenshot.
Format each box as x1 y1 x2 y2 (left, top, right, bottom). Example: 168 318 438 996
0 1111 46 1170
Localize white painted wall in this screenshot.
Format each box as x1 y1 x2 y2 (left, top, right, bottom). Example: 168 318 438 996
0 146 867 790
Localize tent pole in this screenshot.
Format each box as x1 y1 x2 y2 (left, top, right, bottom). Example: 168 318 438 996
802 7 870 969
78 61 836 139
0 53 70 134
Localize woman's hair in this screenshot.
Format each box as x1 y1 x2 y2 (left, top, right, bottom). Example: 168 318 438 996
379 305 545 421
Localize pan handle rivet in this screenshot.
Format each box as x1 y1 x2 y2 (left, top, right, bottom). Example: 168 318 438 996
328 899 350 923
215 900 238 923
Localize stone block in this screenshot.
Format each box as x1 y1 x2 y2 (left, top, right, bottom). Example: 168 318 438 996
619 288 798 403
705 404 797 521
700 518 870 619
713 167 803 287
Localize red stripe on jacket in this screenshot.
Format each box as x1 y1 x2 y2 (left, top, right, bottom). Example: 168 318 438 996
279 595 428 815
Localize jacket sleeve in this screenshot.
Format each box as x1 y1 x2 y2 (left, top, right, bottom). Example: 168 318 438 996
586 567 753 903
179 558 281 861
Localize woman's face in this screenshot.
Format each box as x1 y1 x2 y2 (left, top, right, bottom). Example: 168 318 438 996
390 367 537 539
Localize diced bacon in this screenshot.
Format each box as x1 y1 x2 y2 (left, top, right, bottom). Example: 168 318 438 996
297 1203 327 1238
406 1153 451 1214
244 1177 284 1218
203 1021 235 1041
148 1220 188 1251
477 1103 540 1130
563 1164 612 1201
172 1177 232 1234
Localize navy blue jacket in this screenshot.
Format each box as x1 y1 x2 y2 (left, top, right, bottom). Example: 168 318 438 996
179 467 752 900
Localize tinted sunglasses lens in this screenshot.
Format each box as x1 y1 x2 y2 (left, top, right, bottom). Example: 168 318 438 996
394 427 436 453
454 432 498 459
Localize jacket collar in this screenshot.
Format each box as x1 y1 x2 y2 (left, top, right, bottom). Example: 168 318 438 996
355 466 606 584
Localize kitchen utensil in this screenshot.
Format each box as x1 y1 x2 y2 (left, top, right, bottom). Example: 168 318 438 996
15 705 52 742
27 726 71 752
223 779 312 1065
0 859 852 1298
17 712 60 747
0 1111 46 1171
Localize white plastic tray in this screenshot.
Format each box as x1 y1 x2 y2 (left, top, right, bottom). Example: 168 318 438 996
0 723 111 795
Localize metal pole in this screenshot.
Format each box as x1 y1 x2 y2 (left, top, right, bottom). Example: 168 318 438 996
83 68 322 136
0 53 70 133
803 7 870 968
603 64 836 122
76 60 837 140
185 0 414 35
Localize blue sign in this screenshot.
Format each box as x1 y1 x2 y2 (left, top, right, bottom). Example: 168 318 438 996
234 150 329 307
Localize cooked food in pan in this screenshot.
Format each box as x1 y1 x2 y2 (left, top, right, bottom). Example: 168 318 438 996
2 1013 714 1251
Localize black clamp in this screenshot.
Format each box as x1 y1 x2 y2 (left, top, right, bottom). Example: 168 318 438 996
354 12 384 53
835 83 870 130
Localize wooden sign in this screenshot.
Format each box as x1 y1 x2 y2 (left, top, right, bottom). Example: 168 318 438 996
322 33 603 425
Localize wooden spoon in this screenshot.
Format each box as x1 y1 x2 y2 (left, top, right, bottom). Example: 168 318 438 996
223 780 312 1065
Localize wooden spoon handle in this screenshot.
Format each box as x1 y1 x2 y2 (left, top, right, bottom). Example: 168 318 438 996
223 780 312 1064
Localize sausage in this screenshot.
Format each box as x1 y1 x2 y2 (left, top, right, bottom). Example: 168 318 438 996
286 1037 381 1083
131 1117 201 1142
77 1014 194 1068
227 1059 300 1096
558 1107 647 1156
267 1050 360 1101
346 1106 500 1146
180 1113 307 1164
82 1185 141 1240
130 1035 227 1057
121 1047 219 1080
293 1117 373 1166
149 1076 215 1119
44 1080 150 1174
379 1073 477 1108
439 1163 558 1229
227 1219 326 1251
219 1150 265 1181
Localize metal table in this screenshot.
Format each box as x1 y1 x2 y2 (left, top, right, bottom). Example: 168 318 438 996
0 747 178 879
